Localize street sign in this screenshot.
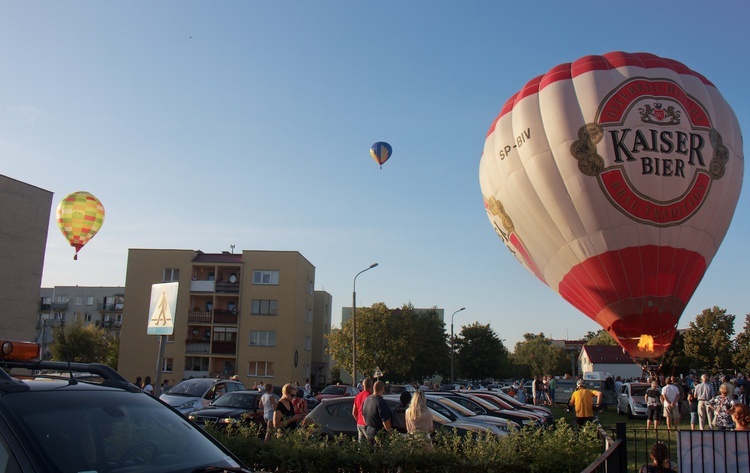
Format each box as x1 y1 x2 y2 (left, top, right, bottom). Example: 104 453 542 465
147 282 178 335
373 366 383 378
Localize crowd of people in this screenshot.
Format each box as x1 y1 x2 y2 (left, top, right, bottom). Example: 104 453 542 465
636 373 749 431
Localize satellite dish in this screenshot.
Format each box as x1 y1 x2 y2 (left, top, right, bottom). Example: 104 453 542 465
229 274 237 283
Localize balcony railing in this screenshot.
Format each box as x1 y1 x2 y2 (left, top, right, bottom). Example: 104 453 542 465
211 340 237 355
51 302 68 310
215 281 240 293
98 303 124 312
213 310 238 324
186 341 210 354
188 312 212 323
190 280 215 292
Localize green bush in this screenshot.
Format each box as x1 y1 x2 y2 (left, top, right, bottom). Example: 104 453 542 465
210 419 603 472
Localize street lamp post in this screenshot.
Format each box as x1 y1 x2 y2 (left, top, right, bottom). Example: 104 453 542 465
450 307 466 384
352 263 378 387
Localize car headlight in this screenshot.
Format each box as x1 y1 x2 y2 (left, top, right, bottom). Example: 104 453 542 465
179 400 198 410
217 417 238 425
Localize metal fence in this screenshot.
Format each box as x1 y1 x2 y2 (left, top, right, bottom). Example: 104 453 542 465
583 424 749 473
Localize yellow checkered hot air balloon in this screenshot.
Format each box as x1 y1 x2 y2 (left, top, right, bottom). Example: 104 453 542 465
56 191 105 260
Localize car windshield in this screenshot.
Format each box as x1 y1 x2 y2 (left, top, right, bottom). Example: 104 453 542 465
630 385 648 397
437 398 476 417
4 389 242 473
321 386 346 395
211 392 258 409
165 379 213 397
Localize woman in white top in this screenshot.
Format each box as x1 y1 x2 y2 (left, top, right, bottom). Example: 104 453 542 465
260 383 277 441
406 390 434 450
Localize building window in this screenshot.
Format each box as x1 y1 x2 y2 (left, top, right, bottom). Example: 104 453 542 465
305 336 311 351
252 270 279 285
54 312 65 321
249 330 276 347
55 295 68 303
164 268 180 282
75 296 83 305
251 299 277 315
248 361 274 377
213 326 237 343
162 357 173 373
86 296 94 305
308 280 314 295
84 313 93 322
307 308 313 323
185 356 209 372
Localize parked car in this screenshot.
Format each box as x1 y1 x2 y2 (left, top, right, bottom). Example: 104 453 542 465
387 384 416 395
467 389 554 425
424 394 515 436
303 394 501 440
616 382 650 419
443 392 544 427
188 390 264 428
160 377 246 415
304 396 400 439
314 384 359 401
0 339 251 472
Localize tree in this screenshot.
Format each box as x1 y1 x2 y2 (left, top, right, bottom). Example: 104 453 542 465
51 321 118 367
733 313 750 376
584 330 618 346
327 303 449 381
454 322 510 380
511 333 569 378
660 330 692 376
683 306 735 374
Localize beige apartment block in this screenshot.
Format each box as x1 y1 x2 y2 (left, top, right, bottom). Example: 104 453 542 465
118 249 331 389
0 175 52 341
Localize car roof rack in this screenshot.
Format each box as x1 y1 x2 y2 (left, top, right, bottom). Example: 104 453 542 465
0 360 141 394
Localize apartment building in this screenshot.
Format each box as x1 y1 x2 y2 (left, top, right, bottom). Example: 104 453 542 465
37 286 125 358
117 249 331 389
0 175 53 341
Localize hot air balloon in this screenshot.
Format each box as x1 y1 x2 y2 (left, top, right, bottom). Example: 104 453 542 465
56 191 106 260
370 141 392 168
479 52 743 360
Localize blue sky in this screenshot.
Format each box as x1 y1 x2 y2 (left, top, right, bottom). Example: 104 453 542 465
2 1 748 349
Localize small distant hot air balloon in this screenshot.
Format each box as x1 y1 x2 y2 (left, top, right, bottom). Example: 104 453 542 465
479 52 743 360
370 142 392 168
56 191 106 260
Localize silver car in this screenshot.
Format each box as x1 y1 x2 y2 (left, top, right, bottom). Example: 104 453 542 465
160 377 246 415
616 382 650 418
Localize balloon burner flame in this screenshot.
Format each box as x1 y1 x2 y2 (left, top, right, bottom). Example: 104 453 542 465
637 334 655 353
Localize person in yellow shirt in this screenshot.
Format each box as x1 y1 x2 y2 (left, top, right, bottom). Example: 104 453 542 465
569 379 602 427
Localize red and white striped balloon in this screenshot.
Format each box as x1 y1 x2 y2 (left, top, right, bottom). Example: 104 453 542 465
479 52 743 358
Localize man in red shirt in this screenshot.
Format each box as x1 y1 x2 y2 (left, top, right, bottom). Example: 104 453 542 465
352 378 373 442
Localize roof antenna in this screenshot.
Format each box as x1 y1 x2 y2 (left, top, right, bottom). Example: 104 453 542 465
230 244 235 254
58 327 78 385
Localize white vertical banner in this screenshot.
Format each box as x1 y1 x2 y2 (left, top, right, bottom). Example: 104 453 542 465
147 282 178 335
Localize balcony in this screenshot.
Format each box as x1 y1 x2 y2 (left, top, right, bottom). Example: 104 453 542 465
186 341 210 354
39 303 51 311
211 340 237 355
51 302 68 310
188 312 212 323
190 280 215 292
215 281 240 293
98 303 124 312
213 310 238 324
